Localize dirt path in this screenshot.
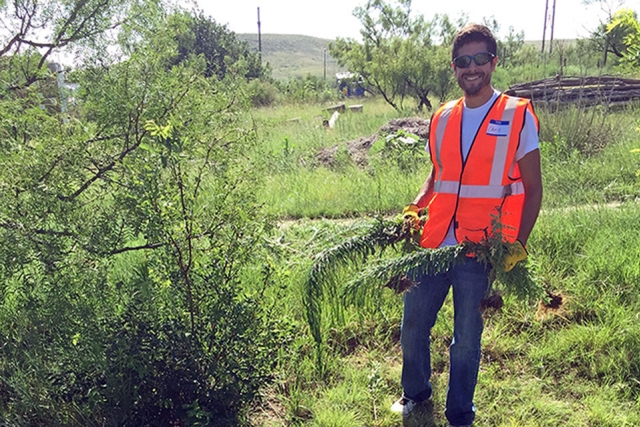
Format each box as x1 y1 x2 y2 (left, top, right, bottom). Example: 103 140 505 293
277 201 629 229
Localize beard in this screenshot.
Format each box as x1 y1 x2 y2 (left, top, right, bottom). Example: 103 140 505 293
457 71 492 96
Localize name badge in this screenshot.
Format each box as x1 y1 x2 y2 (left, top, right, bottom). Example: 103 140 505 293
487 119 509 137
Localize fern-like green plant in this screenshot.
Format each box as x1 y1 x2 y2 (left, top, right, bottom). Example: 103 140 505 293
303 214 544 371
341 244 466 306
303 217 410 353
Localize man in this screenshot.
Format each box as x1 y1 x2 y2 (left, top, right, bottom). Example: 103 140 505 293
390 24 543 427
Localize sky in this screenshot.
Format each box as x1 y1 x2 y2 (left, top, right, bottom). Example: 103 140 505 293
196 0 640 41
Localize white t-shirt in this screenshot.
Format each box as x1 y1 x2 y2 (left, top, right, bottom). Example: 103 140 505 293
426 89 540 247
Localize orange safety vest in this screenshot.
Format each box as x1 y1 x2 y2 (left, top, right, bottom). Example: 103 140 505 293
420 93 539 249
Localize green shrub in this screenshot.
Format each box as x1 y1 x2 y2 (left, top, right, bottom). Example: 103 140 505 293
99 287 275 427
248 79 278 107
378 129 425 171
0 262 279 427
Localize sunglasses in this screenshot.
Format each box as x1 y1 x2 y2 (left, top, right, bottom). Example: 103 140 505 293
452 52 495 68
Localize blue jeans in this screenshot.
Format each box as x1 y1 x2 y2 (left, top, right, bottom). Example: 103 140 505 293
400 256 490 426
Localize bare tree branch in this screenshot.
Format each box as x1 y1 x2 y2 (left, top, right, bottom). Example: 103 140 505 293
109 241 165 255
57 73 197 201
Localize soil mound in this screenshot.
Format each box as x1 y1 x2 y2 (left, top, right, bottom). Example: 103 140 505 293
316 117 430 168
379 117 430 139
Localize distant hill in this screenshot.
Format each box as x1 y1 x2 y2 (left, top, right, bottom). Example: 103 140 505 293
237 34 346 81
237 34 574 81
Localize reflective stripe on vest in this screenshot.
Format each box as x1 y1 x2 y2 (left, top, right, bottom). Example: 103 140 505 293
421 93 535 248
433 100 457 188
434 180 525 198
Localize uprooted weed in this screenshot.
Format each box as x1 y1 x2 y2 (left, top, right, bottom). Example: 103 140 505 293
303 215 548 370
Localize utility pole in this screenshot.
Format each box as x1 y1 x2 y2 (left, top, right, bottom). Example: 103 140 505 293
323 48 327 81
257 7 262 58
549 0 557 54
541 0 549 53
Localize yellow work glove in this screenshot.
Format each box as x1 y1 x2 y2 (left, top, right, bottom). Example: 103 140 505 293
504 240 528 272
402 204 421 230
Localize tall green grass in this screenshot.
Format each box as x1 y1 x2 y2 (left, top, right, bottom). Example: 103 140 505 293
260 166 424 218
249 97 433 218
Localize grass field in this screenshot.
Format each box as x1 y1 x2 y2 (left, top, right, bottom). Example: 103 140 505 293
245 96 640 426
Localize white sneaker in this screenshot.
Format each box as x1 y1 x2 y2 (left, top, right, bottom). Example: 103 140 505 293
390 397 417 416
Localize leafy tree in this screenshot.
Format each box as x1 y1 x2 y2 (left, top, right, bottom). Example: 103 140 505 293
584 0 628 66
170 11 266 80
329 0 457 112
589 21 630 62
497 27 526 68
607 8 640 67
565 39 600 74
430 44 457 103
478 17 527 70
0 2 279 425
0 0 151 90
